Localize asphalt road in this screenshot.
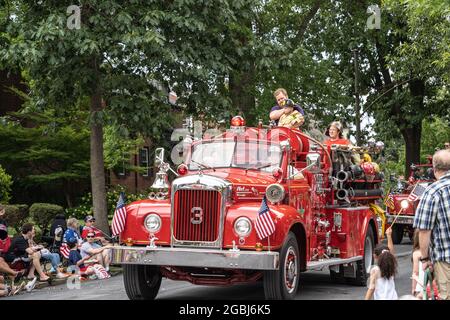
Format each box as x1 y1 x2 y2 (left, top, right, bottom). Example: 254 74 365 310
3 238 414 300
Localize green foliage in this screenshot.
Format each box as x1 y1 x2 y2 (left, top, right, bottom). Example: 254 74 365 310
0 165 12 203
421 117 450 161
30 203 64 232
66 185 149 221
3 204 29 233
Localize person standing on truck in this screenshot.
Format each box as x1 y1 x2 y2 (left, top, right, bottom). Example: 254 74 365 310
323 121 351 148
413 149 450 300
269 88 305 128
365 227 398 300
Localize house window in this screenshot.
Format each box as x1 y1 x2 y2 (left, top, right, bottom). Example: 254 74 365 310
140 147 149 177
118 159 126 177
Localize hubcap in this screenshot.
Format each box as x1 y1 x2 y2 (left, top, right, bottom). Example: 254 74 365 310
364 235 373 273
284 247 298 293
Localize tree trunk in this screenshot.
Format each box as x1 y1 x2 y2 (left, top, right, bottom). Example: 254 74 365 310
63 180 73 208
90 86 109 235
229 65 255 121
401 126 421 178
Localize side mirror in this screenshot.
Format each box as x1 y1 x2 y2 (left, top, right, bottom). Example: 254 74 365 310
154 148 165 167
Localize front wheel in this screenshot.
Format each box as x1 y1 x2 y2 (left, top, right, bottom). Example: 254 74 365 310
347 227 374 286
263 232 300 300
123 265 162 300
391 224 404 244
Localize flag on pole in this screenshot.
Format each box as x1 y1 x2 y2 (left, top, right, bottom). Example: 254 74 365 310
384 193 395 211
407 183 427 202
255 196 276 240
111 192 127 236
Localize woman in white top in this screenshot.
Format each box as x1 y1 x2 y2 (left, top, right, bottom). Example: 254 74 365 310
365 227 399 300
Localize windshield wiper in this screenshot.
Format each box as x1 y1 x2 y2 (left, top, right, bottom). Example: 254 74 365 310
245 163 273 172
191 159 216 171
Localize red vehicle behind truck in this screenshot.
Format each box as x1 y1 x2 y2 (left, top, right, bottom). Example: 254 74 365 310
386 159 435 244
110 117 384 300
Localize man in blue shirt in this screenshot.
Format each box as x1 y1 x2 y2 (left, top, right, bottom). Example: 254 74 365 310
413 149 450 299
269 88 305 128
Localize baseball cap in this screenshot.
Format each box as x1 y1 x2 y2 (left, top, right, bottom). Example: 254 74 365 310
84 215 95 222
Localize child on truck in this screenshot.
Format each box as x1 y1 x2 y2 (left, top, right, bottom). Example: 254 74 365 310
364 227 398 300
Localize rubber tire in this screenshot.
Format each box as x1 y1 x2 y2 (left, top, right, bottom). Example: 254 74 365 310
123 265 162 300
263 232 300 300
347 227 374 286
391 224 404 244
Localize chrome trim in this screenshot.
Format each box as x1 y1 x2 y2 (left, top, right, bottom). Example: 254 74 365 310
307 256 363 270
171 174 232 248
325 205 370 211
111 246 279 270
385 214 414 225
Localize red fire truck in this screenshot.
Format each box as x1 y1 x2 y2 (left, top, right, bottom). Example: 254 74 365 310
386 159 435 244
110 117 384 300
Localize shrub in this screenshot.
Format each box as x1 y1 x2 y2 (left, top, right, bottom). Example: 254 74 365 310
0 165 12 203
3 204 29 233
30 203 64 233
66 185 149 221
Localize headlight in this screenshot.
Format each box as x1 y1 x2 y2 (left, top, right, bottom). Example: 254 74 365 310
266 183 285 203
234 217 252 237
400 199 410 209
144 214 162 233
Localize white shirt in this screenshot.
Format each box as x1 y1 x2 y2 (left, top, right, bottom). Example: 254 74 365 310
369 265 398 300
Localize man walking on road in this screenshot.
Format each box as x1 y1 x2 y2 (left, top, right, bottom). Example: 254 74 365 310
413 149 450 299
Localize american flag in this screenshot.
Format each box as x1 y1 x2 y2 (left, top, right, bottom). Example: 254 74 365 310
60 243 70 259
111 192 127 236
384 193 395 211
255 196 276 240
408 183 427 202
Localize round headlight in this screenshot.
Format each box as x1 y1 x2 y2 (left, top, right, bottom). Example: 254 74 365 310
400 199 410 209
266 183 285 203
234 217 252 237
144 214 162 233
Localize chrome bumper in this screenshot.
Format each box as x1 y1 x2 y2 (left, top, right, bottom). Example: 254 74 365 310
386 214 414 225
111 246 279 270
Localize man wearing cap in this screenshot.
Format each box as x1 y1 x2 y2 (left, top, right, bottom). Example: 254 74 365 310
269 88 305 128
81 215 103 239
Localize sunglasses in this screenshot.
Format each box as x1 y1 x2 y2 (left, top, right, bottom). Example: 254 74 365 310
87 235 95 238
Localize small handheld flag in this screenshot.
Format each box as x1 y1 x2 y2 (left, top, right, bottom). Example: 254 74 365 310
255 196 276 240
384 193 395 211
111 192 127 236
407 183 427 202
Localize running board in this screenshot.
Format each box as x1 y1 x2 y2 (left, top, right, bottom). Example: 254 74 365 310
306 256 363 270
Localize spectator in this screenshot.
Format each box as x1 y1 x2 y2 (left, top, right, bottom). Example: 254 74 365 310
49 214 66 240
63 218 82 246
0 275 24 297
269 88 305 128
29 228 68 279
411 229 425 298
365 227 398 300
413 149 450 300
80 231 112 272
445 142 450 150
3 223 49 282
81 215 107 243
67 240 96 277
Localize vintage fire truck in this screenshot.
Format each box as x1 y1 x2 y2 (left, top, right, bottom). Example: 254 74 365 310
110 117 384 300
386 159 435 244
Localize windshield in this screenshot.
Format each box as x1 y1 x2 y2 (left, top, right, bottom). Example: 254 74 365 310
188 140 282 172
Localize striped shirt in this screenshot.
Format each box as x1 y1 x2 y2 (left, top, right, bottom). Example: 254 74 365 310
413 172 450 263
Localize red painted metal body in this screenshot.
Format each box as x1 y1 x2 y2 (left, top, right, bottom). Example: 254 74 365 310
118 126 379 286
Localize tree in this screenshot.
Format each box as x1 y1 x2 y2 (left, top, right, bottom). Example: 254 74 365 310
1 1 256 233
